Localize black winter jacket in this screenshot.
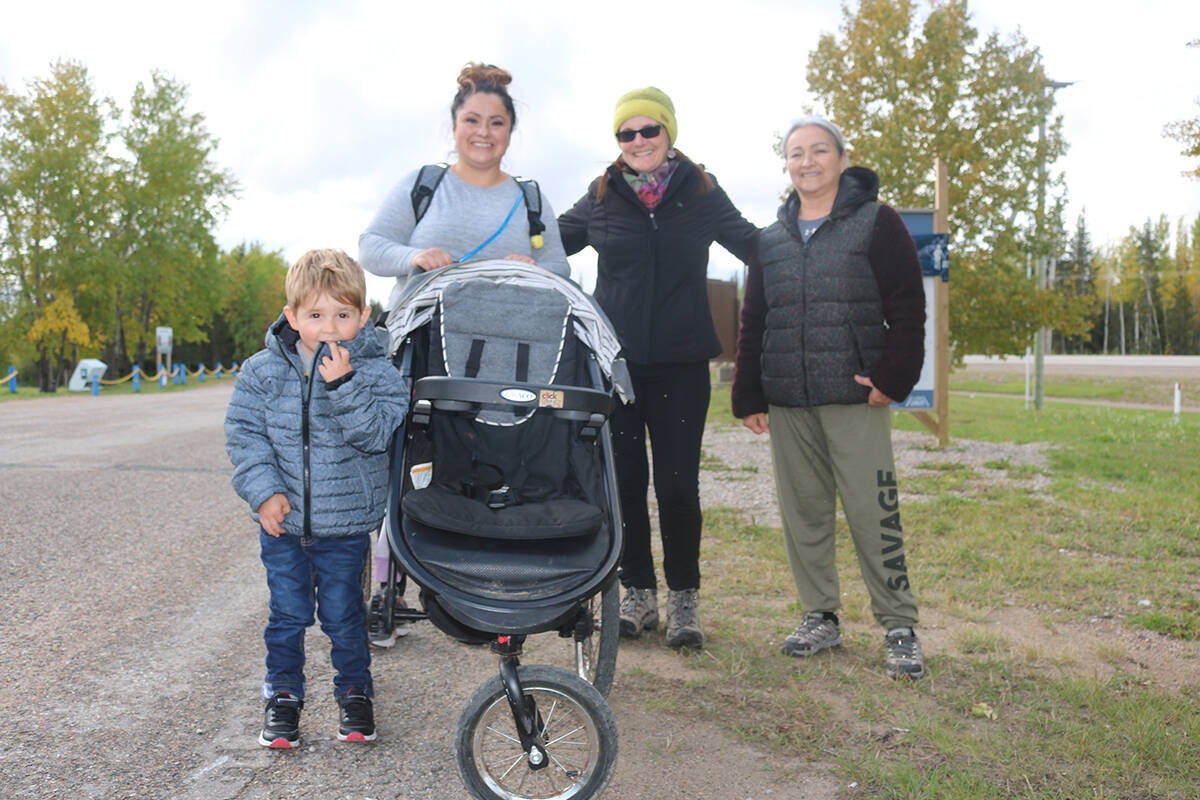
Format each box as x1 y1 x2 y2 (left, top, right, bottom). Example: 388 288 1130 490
558 158 757 365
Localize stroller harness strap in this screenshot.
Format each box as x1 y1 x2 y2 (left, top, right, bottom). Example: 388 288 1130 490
465 339 485 379
459 461 526 509
515 343 530 382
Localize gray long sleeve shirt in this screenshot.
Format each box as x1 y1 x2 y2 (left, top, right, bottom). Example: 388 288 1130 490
359 167 571 307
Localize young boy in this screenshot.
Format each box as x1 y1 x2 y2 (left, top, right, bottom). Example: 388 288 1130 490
225 249 408 748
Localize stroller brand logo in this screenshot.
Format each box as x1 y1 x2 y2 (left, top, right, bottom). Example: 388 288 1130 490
499 388 537 403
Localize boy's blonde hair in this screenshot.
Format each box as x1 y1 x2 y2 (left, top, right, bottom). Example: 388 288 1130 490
285 249 367 310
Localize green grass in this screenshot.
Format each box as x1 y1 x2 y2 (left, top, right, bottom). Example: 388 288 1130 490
681 382 1200 798
948 367 1197 409
951 376 1130 400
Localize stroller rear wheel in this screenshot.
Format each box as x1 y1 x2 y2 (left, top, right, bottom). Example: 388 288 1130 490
456 665 617 800
574 577 618 697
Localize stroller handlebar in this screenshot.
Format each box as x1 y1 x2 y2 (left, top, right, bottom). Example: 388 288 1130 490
411 376 612 427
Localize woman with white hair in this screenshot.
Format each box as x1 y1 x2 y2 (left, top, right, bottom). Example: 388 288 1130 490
732 116 928 679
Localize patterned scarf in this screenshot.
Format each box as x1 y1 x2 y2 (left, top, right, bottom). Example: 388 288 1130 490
621 156 679 209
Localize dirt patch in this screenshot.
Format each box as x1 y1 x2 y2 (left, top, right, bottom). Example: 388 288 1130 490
701 425 1056 520
892 428 1055 501
918 606 1200 693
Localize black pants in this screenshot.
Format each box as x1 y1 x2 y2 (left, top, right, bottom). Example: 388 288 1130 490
613 361 710 591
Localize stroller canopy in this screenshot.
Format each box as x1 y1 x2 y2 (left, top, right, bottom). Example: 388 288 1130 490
386 260 633 404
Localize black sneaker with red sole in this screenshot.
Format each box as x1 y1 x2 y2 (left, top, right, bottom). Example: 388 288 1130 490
259 691 303 748
337 688 376 742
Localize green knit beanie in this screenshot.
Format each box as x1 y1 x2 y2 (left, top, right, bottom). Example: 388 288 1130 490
613 86 677 145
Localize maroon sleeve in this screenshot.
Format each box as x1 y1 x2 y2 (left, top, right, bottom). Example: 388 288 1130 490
730 239 768 418
867 205 926 402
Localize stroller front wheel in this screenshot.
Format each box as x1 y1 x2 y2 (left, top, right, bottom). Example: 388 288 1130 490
456 665 617 800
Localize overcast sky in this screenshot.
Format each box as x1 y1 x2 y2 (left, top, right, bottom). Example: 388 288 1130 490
3 0 1199 303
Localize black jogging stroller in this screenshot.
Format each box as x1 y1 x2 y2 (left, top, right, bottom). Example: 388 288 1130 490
374 260 632 800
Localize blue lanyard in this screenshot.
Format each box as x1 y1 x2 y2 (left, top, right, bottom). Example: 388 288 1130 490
456 190 524 263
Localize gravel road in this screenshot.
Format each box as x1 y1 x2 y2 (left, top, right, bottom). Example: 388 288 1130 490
0 383 832 800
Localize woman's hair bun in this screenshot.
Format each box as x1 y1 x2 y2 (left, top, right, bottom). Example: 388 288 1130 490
457 62 512 90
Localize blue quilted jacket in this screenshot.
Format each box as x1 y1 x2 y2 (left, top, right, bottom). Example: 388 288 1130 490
225 313 409 538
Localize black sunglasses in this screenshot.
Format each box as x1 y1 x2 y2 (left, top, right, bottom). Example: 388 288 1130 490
615 124 663 143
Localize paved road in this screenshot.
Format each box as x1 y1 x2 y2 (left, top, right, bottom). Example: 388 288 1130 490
962 353 1200 379
0 384 538 799
0 383 825 800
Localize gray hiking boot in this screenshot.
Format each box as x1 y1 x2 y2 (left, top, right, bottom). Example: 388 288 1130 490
618 586 658 638
665 588 703 649
884 626 926 680
780 612 843 657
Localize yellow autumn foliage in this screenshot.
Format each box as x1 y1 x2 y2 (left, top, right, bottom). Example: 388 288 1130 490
27 295 94 350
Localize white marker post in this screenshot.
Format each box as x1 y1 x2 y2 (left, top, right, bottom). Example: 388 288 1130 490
1024 348 1032 410
1174 382 1182 424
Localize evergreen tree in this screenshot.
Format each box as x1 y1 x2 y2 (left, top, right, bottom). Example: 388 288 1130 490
1059 212 1096 353
1163 218 1198 354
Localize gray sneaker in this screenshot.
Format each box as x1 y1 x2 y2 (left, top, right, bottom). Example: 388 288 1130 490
781 612 842 657
618 586 658 638
665 588 703 649
884 627 926 680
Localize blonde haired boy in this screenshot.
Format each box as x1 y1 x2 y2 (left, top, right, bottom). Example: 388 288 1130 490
225 248 408 747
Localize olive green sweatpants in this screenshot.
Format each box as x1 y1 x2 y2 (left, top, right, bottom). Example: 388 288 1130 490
767 403 918 629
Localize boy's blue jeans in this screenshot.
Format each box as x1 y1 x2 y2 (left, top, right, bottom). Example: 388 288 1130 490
259 530 372 700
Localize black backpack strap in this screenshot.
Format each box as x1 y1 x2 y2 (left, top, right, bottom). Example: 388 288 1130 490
514 177 546 237
411 163 451 224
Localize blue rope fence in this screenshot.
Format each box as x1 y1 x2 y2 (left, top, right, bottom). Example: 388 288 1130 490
6 363 240 394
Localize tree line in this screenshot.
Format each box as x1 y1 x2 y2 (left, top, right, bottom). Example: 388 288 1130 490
0 61 289 392
1056 213 1200 356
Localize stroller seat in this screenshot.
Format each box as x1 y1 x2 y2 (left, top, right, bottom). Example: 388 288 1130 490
385 263 631 636
399 511 610 601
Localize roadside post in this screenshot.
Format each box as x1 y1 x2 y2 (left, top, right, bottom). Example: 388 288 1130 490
156 327 173 382
895 158 951 446
6 367 15 393
132 366 140 393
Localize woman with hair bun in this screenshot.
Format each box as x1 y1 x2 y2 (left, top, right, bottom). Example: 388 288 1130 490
357 63 570 647
558 86 757 650
360 62 570 308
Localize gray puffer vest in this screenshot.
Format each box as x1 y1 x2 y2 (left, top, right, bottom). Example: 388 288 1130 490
758 167 883 407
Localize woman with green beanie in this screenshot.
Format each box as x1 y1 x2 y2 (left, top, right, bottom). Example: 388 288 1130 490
559 86 757 649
